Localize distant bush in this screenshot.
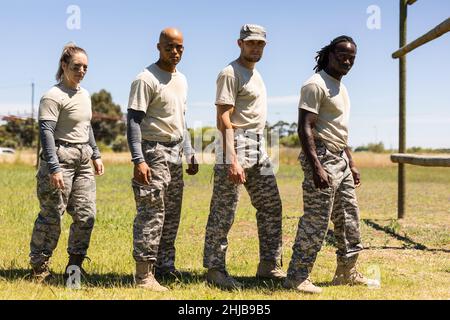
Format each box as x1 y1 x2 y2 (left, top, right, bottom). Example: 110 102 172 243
354 146 369 152
112 135 129 153
367 142 385 153
280 134 300 147
1 139 18 149
96 141 112 153
355 142 385 153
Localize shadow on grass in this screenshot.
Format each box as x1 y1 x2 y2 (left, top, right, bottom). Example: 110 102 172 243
0 268 339 292
0 267 210 289
323 221 449 253
0 268 31 282
199 275 335 292
154 271 290 292
362 219 450 253
233 276 285 291
85 273 135 288
156 270 205 286
0 268 135 288
153 270 291 291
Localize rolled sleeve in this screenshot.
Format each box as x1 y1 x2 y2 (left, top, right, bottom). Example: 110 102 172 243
38 98 60 122
128 79 153 113
298 83 324 115
215 73 237 106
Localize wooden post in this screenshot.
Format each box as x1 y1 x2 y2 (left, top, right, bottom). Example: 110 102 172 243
392 18 450 59
391 154 450 167
398 0 407 219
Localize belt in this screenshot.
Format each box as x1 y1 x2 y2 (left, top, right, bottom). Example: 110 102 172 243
143 139 182 148
55 140 88 148
314 139 345 156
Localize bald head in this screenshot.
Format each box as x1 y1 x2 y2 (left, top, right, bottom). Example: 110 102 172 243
156 27 185 71
159 28 183 44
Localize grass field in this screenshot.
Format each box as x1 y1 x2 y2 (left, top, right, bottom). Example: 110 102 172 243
0 150 449 300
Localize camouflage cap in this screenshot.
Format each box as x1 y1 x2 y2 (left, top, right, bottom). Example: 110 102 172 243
239 24 267 42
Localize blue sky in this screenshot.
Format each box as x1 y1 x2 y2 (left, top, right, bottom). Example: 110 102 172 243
0 0 449 148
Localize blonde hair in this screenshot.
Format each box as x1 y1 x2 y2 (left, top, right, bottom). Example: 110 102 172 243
55 43 87 82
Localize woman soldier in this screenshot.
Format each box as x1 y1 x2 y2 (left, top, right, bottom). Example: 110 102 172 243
29 43 104 283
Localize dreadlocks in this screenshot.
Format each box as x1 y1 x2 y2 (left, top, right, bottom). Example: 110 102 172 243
314 35 357 73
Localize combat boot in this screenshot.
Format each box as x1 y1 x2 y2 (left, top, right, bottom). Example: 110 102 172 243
64 254 88 283
256 260 286 280
206 268 242 290
31 260 54 283
283 277 323 294
331 256 378 286
135 261 169 292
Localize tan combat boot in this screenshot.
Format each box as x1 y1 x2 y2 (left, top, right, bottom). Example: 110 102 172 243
283 277 323 294
256 260 287 280
135 261 169 292
331 257 378 286
31 260 53 283
206 268 242 290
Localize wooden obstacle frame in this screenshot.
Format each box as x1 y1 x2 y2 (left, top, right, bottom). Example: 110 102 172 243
391 0 450 218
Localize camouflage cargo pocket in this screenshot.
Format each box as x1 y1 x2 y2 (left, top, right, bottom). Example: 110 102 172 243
56 145 75 165
36 160 50 178
81 144 94 164
131 178 159 202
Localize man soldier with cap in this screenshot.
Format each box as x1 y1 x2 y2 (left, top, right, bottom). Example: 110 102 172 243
283 36 376 294
203 24 285 290
127 27 198 291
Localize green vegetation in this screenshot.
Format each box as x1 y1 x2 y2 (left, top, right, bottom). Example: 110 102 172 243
91 89 125 146
0 162 448 300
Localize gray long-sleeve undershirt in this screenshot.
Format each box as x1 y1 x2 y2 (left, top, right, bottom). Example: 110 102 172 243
126 109 195 165
39 120 101 174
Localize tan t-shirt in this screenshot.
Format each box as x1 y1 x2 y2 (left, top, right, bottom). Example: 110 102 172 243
128 64 187 142
299 70 351 152
38 84 92 144
215 60 267 134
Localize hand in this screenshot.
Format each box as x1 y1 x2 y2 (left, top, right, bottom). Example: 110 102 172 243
228 162 246 185
134 161 151 185
49 172 65 190
93 159 105 176
350 165 361 188
185 155 199 175
312 166 332 189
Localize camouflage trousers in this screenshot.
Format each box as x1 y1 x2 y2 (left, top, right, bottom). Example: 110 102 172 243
29 143 96 267
287 140 363 280
203 160 283 271
132 141 184 271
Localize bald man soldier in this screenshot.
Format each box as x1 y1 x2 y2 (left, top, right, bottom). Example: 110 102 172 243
127 28 198 291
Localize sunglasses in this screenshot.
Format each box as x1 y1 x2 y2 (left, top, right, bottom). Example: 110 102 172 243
69 63 88 72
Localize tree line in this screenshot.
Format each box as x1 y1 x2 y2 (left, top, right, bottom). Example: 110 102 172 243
0 90 126 152
2 89 447 153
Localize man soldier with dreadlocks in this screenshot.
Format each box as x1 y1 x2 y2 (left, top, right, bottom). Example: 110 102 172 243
283 36 377 294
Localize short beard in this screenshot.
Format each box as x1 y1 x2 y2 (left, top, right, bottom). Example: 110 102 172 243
242 55 261 63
